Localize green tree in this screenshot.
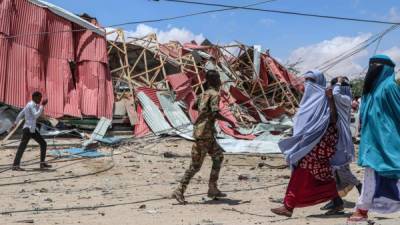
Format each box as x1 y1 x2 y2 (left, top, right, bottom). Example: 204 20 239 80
350 78 364 97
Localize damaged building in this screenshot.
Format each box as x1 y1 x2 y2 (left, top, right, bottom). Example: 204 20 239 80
1 0 304 153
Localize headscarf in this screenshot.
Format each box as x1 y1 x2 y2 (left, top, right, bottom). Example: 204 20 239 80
359 55 400 178
331 84 355 165
279 70 352 167
340 86 352 98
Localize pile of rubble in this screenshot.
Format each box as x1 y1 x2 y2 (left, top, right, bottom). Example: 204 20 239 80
107 29 303 147
0 0 304 154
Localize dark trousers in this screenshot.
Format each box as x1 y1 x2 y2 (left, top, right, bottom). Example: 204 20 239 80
13 128 47 166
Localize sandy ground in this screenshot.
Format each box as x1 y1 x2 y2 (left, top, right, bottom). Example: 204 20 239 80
0 137 399 225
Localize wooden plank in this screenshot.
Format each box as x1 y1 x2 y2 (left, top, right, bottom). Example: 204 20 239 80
1 119 23 147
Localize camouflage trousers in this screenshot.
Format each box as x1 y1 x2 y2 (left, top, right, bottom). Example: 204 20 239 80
177 138 224 193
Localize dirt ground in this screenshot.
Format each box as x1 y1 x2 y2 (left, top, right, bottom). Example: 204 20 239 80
0 137 399 225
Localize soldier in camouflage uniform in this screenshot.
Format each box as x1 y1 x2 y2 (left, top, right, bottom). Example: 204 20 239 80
172 70 236 204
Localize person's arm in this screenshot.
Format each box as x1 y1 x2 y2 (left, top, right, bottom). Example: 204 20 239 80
216 113 236 128
326 88 337 124
209 93 236 128
396 72 400 86
15 108 25 125
333 85 351 105
29 101 45 120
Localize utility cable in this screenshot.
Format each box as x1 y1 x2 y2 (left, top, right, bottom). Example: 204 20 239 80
0 0 276 40
160 0 400 25
316 25 400 72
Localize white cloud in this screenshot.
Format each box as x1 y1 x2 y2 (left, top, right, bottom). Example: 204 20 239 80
287 34 372 79
106 24 205 44
388 7 400 22
259 18 275 27
381 46 400 66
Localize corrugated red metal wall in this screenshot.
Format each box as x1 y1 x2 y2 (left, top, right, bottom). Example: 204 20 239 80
0 0 113 119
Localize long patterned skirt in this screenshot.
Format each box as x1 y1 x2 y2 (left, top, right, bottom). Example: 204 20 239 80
284 124 339 209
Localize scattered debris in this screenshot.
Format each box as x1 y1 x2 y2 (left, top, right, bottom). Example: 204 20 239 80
238 174 249 181
15 220 34 224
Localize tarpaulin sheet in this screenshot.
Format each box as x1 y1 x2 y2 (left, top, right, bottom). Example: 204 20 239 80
48 148 107 158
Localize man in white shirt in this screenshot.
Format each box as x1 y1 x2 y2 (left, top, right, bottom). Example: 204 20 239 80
12 91 51 171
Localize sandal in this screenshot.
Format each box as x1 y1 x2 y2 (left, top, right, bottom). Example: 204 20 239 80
271 205 293 217
348 209 368 222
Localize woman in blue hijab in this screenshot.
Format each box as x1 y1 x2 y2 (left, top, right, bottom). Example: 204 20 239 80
271 70 346 217
321 77 361 214
349 55 400 222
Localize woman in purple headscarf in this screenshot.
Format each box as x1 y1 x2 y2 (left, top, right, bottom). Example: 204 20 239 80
271 70 346 217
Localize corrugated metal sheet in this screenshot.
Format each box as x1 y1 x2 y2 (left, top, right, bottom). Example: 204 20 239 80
74 23 108 63
157 92 194 140
12 0 47 51
0 0 14 35
218 94 255 140
5 41 27 108
183 92 198 123
26 48 46 100
217 139 281 154
166 73 192 101
229 86 261 121
46 12 74 60
134 104 151 137
63 88 81 117
0 0 113 119
29 0 105 36
261 55 304 91
137 91 172 135
46 58 68 117
136 87 160 107
0 34 9 101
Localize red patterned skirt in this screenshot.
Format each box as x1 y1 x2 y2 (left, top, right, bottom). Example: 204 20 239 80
284 124 339 209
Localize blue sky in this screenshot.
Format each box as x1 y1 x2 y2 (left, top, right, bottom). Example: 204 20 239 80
46 0 400 77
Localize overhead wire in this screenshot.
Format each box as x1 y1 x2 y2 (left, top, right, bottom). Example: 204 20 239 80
316 25 400 73
0 0 277 40
2 0 400 40
160 0 400 25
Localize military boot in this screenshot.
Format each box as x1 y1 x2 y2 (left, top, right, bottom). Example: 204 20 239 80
207 183 227 199
171 185 187 204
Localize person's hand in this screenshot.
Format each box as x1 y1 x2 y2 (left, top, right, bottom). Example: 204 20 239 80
41 99 48 106
326 88 333 98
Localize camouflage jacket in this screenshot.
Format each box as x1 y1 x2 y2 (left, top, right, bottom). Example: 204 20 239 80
193 88 220 140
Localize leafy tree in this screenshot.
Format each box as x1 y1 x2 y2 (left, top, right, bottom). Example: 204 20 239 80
350 78 364 98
